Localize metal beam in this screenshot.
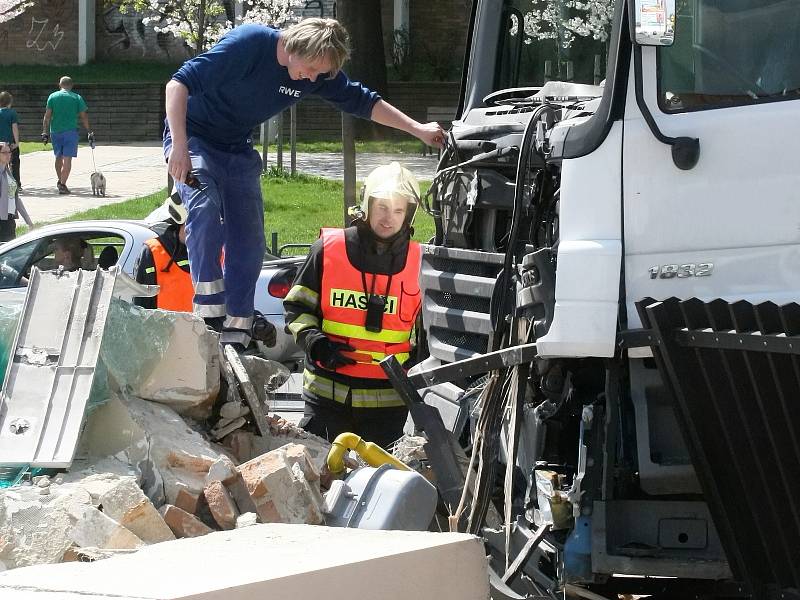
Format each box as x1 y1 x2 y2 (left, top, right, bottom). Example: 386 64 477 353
408 343 538 388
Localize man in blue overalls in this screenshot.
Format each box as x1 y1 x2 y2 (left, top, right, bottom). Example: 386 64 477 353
165 18 444 349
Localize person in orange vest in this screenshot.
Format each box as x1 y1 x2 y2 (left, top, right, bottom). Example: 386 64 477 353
134 196 193 312
284 162 422 449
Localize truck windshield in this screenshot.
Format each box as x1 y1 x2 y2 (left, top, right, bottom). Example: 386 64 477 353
495 0 616 91
659 0 800 111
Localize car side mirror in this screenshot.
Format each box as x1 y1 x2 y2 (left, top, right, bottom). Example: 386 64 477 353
630 0 676 47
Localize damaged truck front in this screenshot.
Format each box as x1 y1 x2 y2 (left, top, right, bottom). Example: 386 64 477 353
412 0 800 598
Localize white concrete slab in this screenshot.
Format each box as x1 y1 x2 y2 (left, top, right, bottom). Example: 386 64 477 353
0 524 489 600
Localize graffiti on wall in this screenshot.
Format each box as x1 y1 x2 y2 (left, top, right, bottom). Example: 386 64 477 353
27 17 64 51
99 5 189 61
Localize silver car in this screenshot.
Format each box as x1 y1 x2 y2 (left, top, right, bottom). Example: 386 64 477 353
0 220 305 364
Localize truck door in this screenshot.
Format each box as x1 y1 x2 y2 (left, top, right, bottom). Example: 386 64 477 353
623 0 800 324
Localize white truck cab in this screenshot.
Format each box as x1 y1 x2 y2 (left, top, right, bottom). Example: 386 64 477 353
414 1 800 598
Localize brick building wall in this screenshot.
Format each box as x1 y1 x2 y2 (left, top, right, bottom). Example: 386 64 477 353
0 0 80 65
3 81 456 143
5 83 165 142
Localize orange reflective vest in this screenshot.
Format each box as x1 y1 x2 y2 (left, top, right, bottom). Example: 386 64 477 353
319 228 422 379
144 237 193 312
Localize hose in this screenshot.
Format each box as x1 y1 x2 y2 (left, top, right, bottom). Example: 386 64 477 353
326 432 410 475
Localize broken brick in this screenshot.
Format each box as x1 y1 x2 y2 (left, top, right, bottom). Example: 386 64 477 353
159 505 215 538
204 481 240 530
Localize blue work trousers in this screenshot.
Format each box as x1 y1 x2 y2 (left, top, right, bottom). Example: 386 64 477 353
164 132 265 344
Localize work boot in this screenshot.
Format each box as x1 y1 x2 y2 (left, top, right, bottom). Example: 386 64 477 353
204 316 224 333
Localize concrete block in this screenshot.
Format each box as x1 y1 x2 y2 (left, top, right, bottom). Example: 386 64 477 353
0 525 490 600
237 445 323 525
204 481 239 530
69 506 144 550
205 455 238 486
135 311 221 418
159 505 214 538
99 479 174 544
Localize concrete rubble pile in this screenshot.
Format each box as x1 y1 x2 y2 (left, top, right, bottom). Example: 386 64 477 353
0 297 331 572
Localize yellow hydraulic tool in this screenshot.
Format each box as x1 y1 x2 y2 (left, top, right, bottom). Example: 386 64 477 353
326 432 411 475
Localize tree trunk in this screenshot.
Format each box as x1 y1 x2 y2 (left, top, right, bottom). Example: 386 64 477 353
336 0 387 139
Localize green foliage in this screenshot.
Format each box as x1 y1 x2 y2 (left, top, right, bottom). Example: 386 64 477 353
255 139 426 155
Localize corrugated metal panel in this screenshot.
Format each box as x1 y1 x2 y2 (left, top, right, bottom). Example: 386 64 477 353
0 268 116 468
637 298 800 600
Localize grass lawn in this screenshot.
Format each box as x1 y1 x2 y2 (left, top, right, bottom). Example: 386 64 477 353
57 172 435 246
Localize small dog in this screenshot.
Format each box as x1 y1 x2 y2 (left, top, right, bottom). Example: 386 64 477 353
91 172 106 197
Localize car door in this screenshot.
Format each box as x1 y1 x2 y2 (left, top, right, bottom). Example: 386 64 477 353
623 0 800 324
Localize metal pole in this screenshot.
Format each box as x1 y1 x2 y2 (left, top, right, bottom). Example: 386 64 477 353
290 104 297 176
342 113 357 225
277 111 284 172
260 121 268 172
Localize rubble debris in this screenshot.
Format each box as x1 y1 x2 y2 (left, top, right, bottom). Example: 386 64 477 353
210 416 248 441
174 485 202 515
235 512 258 528
237 444 324 525
69 505 145 550
98 478 174 543
159 505 215 538
62 546 139 563
222 345 271 437
205 455 238 486
100 301 220 419
204 481 239 530
221 421 331 473
219 401 249 420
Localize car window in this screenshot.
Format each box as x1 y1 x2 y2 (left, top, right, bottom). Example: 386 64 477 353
0 239 46 288
659 0 800 112
0 232 126 288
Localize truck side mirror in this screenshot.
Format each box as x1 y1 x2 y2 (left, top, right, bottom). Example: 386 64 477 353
630 0 676 47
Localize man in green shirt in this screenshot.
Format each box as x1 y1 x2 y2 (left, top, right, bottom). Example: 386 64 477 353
41 76 93 195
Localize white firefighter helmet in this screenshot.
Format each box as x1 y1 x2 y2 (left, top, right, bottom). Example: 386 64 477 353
353 162 420 227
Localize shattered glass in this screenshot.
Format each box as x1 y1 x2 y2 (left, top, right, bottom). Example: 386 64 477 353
92 299 174 408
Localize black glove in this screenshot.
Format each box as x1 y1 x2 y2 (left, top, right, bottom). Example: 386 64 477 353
307 332 356 370
87 131 95 149
41 132 50 145
251 311 277 347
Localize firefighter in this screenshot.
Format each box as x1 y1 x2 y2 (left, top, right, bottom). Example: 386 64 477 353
134 196 193 312
284 162 422 449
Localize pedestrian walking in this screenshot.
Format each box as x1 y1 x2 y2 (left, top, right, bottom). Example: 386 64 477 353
41 76 94 195
0 91 21 190
0 141 33 243
165 18 444 350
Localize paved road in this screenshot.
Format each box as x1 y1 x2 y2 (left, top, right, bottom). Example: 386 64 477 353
18 143 439 224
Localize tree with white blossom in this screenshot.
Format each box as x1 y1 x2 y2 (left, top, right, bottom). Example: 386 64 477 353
521 0 615 48
0 0 31 23
109 0 301 56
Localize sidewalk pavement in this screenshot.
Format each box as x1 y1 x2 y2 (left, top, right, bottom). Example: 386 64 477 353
18 143 440 224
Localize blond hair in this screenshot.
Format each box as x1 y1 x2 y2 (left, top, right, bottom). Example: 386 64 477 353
281 18 350 76
59 76 73 89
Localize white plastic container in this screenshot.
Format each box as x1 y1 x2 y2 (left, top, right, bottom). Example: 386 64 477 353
323 465 438 531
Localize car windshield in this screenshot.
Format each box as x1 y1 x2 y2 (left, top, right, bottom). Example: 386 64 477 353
495 0 616 91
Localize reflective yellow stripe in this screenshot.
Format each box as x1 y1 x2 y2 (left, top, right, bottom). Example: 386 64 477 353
145 266 155 274
286 284 319 308
287 313 320 337
303 369 405 408
352 387 406 409
177 259 190 267
303 369 349 403
352 349 410 364
322 319 410 343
